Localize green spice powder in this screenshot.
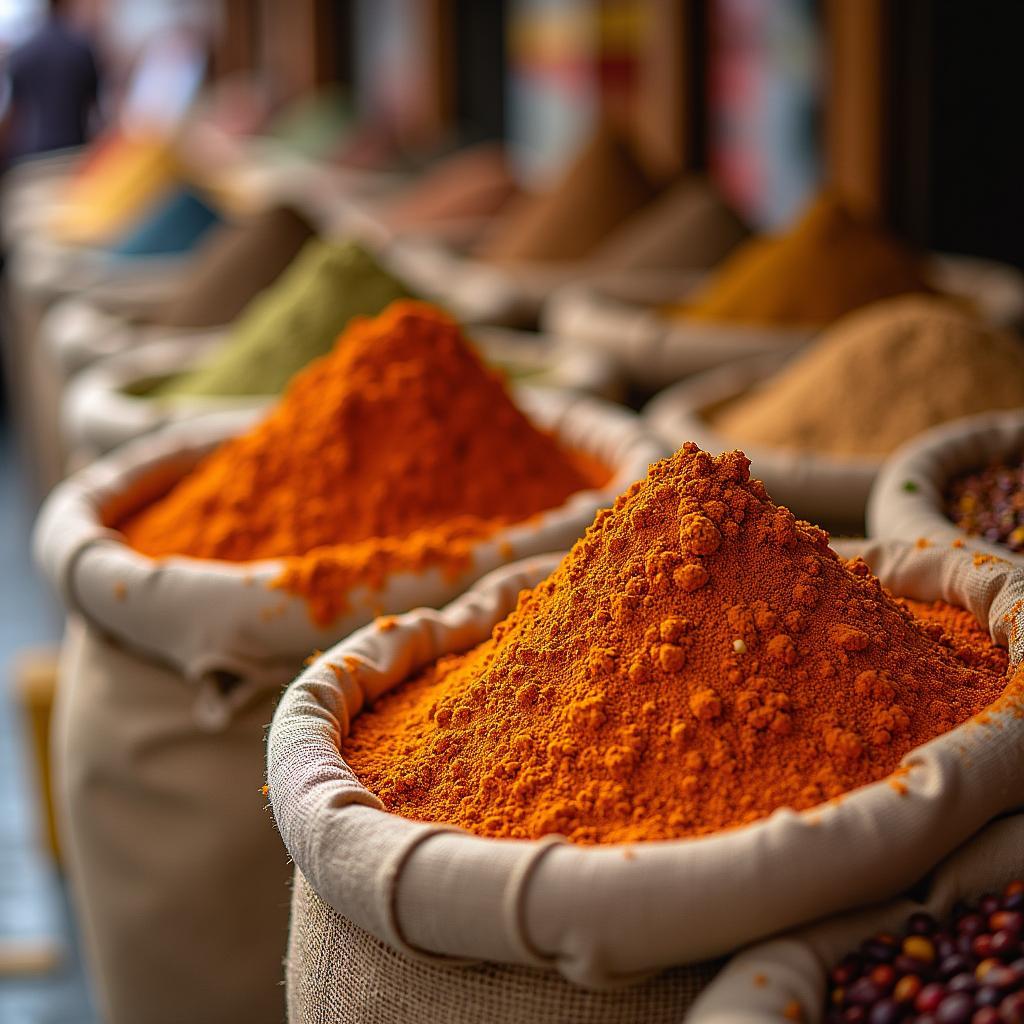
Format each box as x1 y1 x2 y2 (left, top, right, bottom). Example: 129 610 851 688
152 239 413 398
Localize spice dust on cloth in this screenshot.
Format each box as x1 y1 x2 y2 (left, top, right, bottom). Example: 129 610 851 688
118 301 607 626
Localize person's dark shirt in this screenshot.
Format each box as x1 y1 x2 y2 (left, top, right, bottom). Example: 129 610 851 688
6 16 99 160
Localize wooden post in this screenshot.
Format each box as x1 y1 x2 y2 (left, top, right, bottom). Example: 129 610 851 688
413 0 455 150
632 0 706 181
259 0 338 103
823 0 889 222
211 0 259 79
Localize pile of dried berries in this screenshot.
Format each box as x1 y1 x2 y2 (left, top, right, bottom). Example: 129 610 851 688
946 457 1024 553
826 880 1024 1023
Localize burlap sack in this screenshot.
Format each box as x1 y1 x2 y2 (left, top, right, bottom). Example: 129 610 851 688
61 328 624 460
52 619 290 1024
868 409 1024 564
643 354 877 531
930 252 1024 329
61 331 265 460
42 297 158 378
473 327 623 402
7 232 192 307
35 391 658 1024
544 280 814 391
688 813 1024 1023
287 870 719 1024
384 233 710 330
268 539 1024 1020
1 147 82 244
37 390 658 720
546 253 1024 393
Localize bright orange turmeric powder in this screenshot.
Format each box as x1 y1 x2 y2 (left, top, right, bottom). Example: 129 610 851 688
118 301 606 625
345 444 1019 844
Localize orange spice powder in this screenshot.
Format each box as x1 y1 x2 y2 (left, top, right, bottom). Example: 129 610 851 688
345 444 1018 844
117 301 606 625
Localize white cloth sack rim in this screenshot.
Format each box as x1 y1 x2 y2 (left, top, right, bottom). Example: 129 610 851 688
61 331 267 455
868 409 1024 565
34 389 662 725
545 281 813 389
687 812 1024 1023
63 327 624 456
643 353 879 527
267 538 1024 988
544 253 1024 390
383 235 709 329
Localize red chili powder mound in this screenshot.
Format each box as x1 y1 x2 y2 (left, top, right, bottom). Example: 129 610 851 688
345 444 1020 843
117 300 607 625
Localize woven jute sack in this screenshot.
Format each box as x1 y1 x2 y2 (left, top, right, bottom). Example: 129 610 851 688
61 329 624 461
61 331 264 460
1 147 82 244
7 231 192 307
546 253 1024 394
644 354 876 532
688 813 1024 1023
287 870 719 1024
868 410 1024 565
928 252 1024 330
268 539 1024 1023
42 295 211 379
35 392 659 1024
545 281 813 392
383 234 709 330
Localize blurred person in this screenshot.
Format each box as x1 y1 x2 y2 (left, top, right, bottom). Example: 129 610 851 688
2 0 101 164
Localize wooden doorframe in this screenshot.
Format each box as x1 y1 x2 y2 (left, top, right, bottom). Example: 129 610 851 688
630 0 708 180
822 0 892 223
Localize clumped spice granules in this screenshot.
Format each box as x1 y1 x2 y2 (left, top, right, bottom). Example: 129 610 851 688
346 445 1016 844
120 301 605 625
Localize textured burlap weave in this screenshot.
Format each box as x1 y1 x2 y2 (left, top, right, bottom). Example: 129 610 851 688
288 870 719 1024
270 540 1024 1004
53 620 290 1024
688 814 1024 1023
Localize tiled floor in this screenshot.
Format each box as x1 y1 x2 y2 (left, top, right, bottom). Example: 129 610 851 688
0 423 99 1023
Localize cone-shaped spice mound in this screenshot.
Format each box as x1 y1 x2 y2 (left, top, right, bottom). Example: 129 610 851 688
120 301 605 625
673 194 933 327
713 296 1024 458
153 239 412 398
346 444 1015 843
477 121 656 264
156 203 316 329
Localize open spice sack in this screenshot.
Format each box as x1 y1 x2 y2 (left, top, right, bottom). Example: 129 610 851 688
62 324 623 461
554 193 1024 395
687 814 1024 1024
645 297 1024 532
384 123 749 329
869 410 1024 568
42 201 318 378
34 301 660 1024
57 238 416 462
268 446 1024 1024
